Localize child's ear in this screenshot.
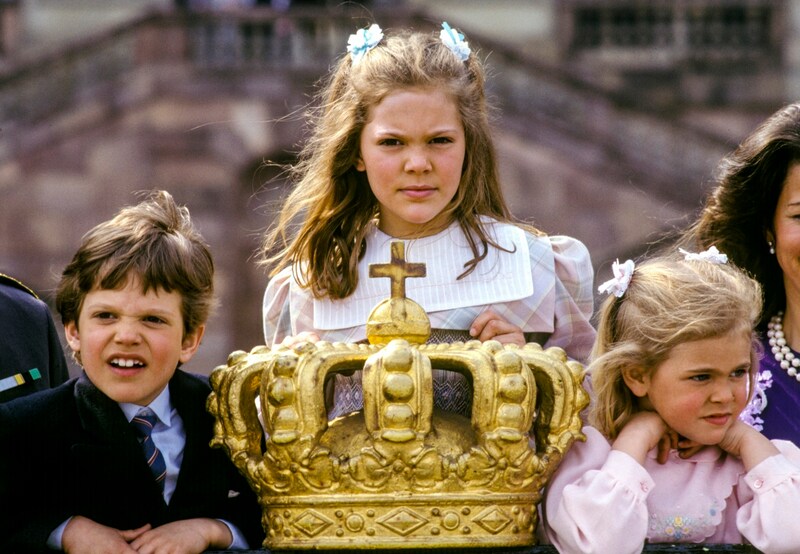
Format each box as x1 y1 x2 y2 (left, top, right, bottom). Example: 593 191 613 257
355 155 366 172
64 321 81 354
179 324 205 364
621 365 651 398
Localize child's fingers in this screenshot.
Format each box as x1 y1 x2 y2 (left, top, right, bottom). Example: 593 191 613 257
469 310 498 336
677 438 704 459
470 311 525 345
656 433 672 464
656 429 682 464
280 331 321 348
486 331 526 347
119 523 151 542
668 429 679 450
471 323 524 345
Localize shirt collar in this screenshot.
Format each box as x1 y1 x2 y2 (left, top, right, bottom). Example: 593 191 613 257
646 444 725 463
119 386 173 427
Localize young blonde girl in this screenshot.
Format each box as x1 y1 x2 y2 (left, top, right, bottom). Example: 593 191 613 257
261 23 595 417
540 250 800 554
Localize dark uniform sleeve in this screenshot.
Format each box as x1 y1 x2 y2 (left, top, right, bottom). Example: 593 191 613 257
0 275 70 403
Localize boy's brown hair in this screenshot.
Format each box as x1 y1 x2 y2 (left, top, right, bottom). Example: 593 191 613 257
56 190 215 336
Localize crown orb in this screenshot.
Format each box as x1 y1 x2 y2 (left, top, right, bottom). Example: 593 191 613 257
366 298 431 345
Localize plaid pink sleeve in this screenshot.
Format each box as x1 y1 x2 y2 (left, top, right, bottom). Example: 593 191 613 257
543 235 596 363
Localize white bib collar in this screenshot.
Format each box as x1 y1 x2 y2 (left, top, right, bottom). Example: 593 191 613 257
312 220 533 330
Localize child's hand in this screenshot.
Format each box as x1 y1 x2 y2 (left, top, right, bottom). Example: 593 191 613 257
677 437 704 460
612 411 670 465
279 331 320 348
717 419 779 471
469 309 525 346
62 516 148 554
129 518 233 554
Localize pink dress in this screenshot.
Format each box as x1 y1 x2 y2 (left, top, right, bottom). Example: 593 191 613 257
540 426 800 554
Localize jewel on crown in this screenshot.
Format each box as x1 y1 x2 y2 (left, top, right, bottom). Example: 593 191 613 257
208 241 588 550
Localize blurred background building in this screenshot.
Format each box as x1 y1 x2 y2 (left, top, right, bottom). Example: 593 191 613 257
0 0 794 375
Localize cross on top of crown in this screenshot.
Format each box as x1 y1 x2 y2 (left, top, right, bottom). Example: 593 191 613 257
369 241 426 300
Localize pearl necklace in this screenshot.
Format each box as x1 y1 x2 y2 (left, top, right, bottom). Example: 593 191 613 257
767 312 800 381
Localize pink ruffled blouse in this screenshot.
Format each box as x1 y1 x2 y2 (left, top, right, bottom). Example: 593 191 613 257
540 426 800 554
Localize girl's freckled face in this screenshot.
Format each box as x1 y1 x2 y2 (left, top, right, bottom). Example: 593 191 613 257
637 330 752 446
357 87 466 238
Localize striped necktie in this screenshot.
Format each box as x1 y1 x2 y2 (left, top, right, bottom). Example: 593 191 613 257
130 408 167 491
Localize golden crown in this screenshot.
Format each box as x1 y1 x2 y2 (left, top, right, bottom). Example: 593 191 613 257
208 241 588 550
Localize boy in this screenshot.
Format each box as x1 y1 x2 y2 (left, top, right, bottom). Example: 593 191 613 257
0 191 263 553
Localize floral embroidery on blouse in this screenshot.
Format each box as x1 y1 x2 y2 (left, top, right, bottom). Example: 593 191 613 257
649 499 722 542
740 370 773 431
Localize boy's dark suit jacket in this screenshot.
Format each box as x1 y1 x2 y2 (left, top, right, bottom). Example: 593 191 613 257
0 370 264 552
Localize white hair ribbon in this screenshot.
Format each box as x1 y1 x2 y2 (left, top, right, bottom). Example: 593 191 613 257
440 22 471 61
347 23 384 64
597 259 635 298
679 246 728 264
